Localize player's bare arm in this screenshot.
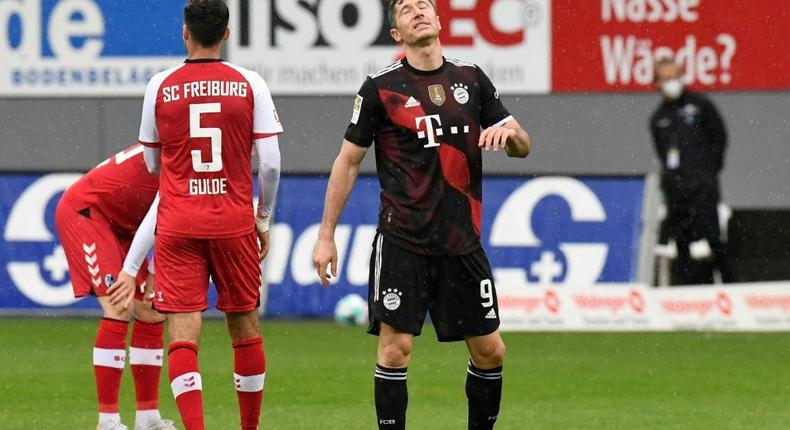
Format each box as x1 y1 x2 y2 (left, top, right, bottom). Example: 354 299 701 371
313 140 368 286
478 118 530 158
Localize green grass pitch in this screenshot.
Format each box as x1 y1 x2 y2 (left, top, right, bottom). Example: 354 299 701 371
1 319 789 429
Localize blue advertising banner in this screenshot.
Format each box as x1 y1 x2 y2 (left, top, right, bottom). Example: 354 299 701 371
0 174 87 309
264 175 645 316
0 174 645 316
1 0 185 96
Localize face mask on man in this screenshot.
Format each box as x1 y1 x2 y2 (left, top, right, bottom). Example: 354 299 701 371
660 79 683 99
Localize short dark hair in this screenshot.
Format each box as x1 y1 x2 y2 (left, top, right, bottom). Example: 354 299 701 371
387 0 436 29
184 0 229 47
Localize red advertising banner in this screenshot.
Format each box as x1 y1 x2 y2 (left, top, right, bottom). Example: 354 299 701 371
551 0 790 92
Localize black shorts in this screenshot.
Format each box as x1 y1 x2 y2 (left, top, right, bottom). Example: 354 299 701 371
367 233 500 342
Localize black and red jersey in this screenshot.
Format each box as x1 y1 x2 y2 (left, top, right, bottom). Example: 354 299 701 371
344 57 513 255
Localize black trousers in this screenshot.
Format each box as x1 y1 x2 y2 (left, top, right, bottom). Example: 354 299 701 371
664 197 734 285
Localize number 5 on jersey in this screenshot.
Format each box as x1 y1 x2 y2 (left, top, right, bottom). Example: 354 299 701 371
190 103 223 172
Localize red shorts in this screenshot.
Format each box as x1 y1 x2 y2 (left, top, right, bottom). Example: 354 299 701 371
153 232 261 313
54 201 147 299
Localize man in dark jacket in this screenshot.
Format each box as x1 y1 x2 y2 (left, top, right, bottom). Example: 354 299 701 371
650 58 734 284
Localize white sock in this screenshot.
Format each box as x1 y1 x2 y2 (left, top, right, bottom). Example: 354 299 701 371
136 409 162 426
99 412 122 424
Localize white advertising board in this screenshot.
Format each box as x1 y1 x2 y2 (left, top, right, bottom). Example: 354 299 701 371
227 0 551 95
498 282 790 332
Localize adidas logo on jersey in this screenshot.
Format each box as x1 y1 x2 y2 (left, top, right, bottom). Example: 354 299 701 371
485 309 497 319
404 97 421 108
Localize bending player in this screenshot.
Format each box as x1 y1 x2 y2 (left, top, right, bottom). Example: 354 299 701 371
54 144 176 430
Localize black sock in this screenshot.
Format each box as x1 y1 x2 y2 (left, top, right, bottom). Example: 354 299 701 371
466 360 503 430
374 364 408 429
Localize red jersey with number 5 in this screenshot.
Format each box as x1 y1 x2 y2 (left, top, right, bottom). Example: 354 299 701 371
138 59 282 239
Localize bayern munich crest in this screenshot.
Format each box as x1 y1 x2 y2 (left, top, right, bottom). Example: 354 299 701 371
451 83 469 104
382 288 403 310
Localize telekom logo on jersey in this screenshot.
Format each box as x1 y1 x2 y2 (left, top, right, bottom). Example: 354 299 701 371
415 114 471 148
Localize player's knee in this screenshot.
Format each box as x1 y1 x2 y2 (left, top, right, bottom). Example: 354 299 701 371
133 301 165 324
491 342 507 366
473 341 506 368
167 312 202 343
379 340 412 367
103 304 133 321
98 296 133 321
226 311 261 341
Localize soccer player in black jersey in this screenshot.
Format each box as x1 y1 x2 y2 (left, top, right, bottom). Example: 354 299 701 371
313 0 530 428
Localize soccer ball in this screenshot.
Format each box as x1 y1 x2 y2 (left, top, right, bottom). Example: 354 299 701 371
334 293 369 327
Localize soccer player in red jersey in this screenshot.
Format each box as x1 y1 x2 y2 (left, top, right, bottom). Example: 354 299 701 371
313 1 530 429
54 145 176 430
135 1 282 429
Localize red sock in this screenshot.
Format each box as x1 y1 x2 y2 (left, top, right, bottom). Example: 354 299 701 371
168 342 204 430
233 337 266 430
130 320 164 411
94 318 129 414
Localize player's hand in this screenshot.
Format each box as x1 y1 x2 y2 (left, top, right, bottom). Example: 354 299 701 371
312 237 338 287
142 272 156 305
478 126 516 152
107 271 136 309
258 230 270 262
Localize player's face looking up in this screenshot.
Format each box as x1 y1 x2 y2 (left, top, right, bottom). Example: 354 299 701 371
389 0 441 47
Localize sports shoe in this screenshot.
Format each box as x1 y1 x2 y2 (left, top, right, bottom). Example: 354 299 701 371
134 418 178 430
96 421 129 430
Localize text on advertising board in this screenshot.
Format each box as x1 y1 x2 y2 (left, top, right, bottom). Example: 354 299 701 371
229 0 550 94
551 0 790 91
1 0 184 95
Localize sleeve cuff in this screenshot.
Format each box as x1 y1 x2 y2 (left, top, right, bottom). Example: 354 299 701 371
492 115 515 128
139 140 161 148
253 133 279 140
122 265 140 278
253 129 283 140
343 133 373 148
